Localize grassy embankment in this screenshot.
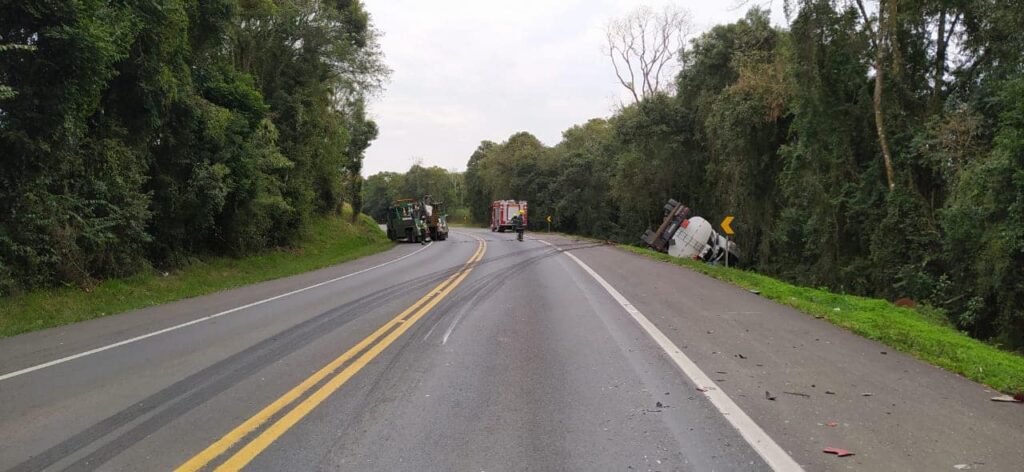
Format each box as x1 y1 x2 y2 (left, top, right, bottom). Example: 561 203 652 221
620 245 1024 394
0 209 393 338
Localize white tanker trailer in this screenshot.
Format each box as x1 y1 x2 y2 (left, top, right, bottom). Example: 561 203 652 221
641 199 738 265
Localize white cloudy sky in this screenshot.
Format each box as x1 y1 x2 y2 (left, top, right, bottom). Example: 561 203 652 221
360 0 786 175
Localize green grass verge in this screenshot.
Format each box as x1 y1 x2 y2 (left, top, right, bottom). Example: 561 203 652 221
620 245 1024 393
0 210 394 338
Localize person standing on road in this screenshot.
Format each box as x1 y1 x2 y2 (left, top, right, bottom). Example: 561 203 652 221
512 211 525 241
414 204 429 245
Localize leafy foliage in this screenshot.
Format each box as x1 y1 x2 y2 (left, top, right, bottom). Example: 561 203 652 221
0 0 385 291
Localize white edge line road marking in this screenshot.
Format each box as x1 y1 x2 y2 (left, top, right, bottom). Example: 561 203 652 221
0 241 437 382
539 238 804 472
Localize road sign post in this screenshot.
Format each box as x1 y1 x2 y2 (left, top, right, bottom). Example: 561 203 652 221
720 216 735 268
546 215 552 233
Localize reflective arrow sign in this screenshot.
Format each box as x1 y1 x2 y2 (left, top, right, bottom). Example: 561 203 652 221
721 216 735 235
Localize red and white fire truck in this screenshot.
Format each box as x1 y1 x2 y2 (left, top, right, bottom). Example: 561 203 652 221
490 200 528 232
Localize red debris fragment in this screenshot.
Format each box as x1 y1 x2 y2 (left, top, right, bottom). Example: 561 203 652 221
823 447 854 457
826 421 838 427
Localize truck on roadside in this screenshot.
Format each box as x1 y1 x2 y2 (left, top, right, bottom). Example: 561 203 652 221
386 196 448 243
386 198 427 243
490 200 528 232
641 199 738 265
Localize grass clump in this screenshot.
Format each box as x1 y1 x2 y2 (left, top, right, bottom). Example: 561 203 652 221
621 245 1024 394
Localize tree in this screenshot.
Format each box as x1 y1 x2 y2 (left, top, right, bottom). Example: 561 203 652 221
605 5 692 104
854 0 898 191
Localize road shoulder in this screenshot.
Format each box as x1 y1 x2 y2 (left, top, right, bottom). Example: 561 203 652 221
539 234 1024 471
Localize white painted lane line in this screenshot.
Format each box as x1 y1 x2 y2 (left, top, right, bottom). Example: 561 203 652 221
0 242 436 382
539 238 804 472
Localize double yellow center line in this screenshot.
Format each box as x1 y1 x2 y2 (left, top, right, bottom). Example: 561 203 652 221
177 237 486 471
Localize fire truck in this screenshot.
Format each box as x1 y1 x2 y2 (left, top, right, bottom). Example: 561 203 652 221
490 200 528 232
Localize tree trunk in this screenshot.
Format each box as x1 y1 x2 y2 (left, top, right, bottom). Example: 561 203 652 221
930 9 947 113
874 48 897 191
868 0 897 191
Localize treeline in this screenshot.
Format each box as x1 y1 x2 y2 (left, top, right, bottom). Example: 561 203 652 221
0 1 385 293
362 165 467 223
466 3 1024 349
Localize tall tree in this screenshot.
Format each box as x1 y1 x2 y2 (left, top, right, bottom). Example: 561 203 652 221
605 5 692 104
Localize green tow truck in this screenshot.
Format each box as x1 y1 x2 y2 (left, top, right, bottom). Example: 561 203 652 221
385 196 448 243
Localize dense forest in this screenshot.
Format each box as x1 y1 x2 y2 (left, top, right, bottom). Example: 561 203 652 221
462 2 1024 349
0 1 385 293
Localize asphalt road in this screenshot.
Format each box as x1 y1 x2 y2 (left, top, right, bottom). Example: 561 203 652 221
1 228 1021 471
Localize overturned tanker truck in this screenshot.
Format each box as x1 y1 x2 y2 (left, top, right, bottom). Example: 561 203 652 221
641 199 739 265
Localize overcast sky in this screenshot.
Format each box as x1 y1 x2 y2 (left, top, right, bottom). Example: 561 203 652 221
360 0 786 176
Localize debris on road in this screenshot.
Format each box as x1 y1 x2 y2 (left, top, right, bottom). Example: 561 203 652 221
822 447 854 457
953 464 971 470
825 390 836 395
990 394 1023 403
735 353 747 359
749 289 761 295
861 392 874 397
783 391 811 398
765 391 777 401
826 421 838 427
696 386 715 393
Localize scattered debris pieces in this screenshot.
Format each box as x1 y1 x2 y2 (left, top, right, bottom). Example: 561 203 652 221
826 421 838 427
822 447 854 457
825 390 836 395
765 391 777 401
990 394 1023 403
861 392 874 397
953 464 970 470
656 401 665 408
749 289 761 295
784 391 811 398
696 386 715 393
894 297 917 308
881 351 888 355
735 353 747 359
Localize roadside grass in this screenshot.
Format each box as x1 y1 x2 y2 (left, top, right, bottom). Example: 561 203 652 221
0 209 393 338
620 245 1024 393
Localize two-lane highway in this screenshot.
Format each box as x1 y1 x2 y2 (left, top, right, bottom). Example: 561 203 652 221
3 229 1022 471
0 230 772 471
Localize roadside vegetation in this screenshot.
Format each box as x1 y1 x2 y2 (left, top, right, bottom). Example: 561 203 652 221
1 1 386 297
456 4 1024 353
622 245 1024 394
0 211 391 338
